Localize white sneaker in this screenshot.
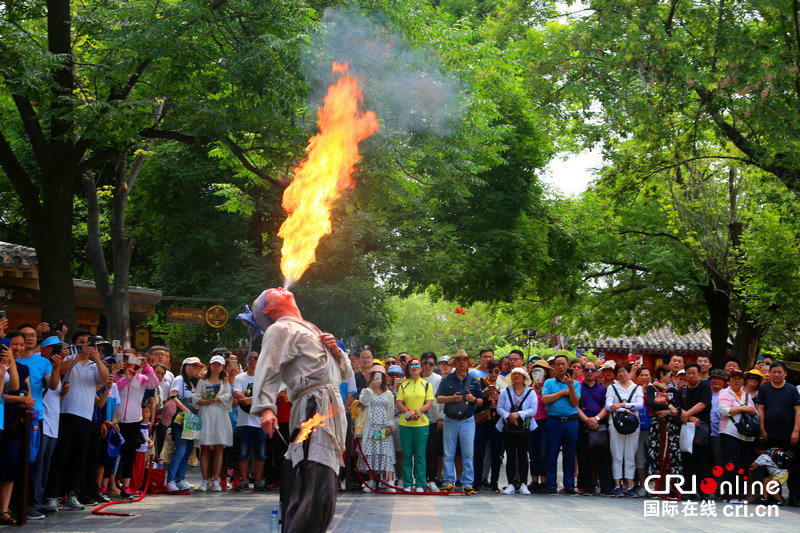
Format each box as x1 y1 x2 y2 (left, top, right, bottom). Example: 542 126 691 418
427 481 440 492
197 480 208 492
362 480 375 493
503 484 516 495
165 481 179 492
395 480 404 489
176 480 192 491
415 487 425 493
385 487 396 493
519 484 531 495
211 480 222 492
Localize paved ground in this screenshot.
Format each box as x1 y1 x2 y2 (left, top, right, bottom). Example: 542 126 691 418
14 467 800 533
7 449 799 533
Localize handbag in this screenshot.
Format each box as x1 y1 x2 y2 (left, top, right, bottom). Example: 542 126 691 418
733 393 760 437
502 388 533 434
587 424 610 450
611 385 640 435
679 422 695 453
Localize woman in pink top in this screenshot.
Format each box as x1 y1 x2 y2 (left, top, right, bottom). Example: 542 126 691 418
114 350 158 497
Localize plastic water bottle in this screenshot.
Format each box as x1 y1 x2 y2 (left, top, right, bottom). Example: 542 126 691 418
270 509 279 533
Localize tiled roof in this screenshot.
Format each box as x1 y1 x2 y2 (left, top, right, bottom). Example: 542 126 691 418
0 241 37 269
579 326 715 352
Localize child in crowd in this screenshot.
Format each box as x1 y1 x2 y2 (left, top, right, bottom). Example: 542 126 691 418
749 440 793 505
192 354 233 492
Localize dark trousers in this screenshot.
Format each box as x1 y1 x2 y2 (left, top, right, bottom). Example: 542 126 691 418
529 418 547 477
46 414 91 498
474 422 503 485
720 434 753 499
546 417 578 491
154 423 169 459
577 423 614 494
426 421 443 482
767 437 800 497
504 431 529 488
682 443 711 493
281 459 336 533
265 422 290 483
118 422 141 479
82 422 103 496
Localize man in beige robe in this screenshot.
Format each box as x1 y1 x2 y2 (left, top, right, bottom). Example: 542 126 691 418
251 288 352 533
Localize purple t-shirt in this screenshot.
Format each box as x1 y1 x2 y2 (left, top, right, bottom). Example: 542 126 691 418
580 381 608 418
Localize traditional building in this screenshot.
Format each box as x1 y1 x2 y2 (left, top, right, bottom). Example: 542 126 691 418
577 326 715 371
0 241 161 339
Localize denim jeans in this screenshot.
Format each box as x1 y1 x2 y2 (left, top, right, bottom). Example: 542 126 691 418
33 435 58 509
443 416 476 486
167 423 194 483
238 425 268 461
545 417 578 491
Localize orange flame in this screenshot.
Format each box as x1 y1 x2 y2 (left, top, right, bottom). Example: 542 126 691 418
278 62 379 282
293 405 336 444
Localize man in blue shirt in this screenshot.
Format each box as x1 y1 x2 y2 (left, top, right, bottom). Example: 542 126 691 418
436 350 484 494
542 355 580 494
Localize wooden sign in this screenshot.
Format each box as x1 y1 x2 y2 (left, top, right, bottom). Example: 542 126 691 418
205 305 228 328
133 326 150 350
166 308 206 324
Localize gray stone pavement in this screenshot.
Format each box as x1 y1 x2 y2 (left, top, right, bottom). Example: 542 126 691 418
13 466 800 533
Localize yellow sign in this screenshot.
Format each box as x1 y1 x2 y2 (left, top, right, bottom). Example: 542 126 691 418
205 305 228 328
133 326 150 350
167 308 206 324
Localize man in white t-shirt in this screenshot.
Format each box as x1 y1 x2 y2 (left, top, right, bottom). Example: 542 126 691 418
47 334 109 509
233 351 269 492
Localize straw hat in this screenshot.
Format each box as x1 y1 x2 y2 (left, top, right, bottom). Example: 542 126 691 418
451 349 470 360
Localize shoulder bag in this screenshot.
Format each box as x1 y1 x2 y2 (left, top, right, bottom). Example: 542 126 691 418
611 384 640 435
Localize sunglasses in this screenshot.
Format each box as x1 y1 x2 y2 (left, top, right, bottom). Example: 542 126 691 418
385 360 397 365
423 361 435 366
409 363 421 369
585 368 597 373
489 369 501 374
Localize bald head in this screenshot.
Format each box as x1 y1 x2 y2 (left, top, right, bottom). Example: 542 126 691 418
263 288 302 321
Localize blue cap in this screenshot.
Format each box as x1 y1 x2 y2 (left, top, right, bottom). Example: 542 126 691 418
336 340 347 352
40 336 61 348
388 365 403 374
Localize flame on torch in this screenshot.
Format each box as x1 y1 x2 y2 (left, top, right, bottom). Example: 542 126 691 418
278 62 379 284
293 405 337 444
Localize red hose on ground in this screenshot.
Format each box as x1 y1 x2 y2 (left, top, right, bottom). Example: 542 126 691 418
353 436 467 496
92 460 190 516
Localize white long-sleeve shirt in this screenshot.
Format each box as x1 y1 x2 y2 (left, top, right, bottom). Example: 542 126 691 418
495 385 538 432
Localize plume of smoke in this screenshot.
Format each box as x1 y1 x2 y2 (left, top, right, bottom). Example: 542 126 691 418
302 7 464 136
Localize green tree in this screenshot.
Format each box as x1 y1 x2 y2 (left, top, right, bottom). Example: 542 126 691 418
0 0 315 330
558 0 800 193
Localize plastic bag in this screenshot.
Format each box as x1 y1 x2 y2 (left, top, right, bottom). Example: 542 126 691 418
351 400 367 438
679 423 695 454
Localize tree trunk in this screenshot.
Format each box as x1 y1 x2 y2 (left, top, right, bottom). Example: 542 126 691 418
702 279 730 368
83 100 159 347
732 317 762 370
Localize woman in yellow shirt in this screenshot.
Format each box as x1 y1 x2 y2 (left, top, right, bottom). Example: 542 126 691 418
396 357 434 492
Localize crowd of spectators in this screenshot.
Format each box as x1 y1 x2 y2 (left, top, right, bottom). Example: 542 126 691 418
1 315 799 525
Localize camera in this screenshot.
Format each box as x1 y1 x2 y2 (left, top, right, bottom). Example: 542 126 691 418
48 320 64 333
566 368 574 378
128 355 143 366
69 344 84 357
0 310 6 319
